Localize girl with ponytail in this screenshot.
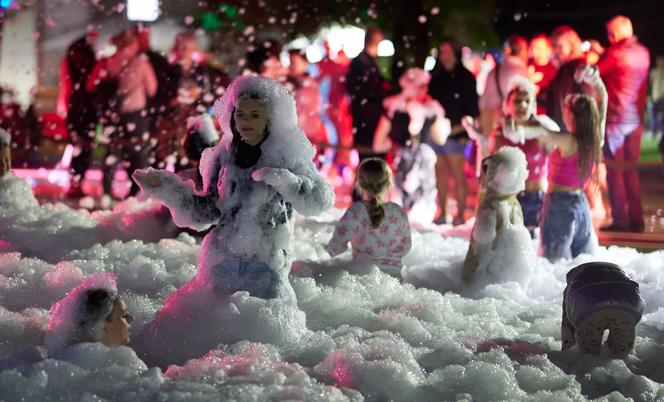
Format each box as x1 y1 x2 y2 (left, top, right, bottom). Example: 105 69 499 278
327 158 412 276
509 65 607 261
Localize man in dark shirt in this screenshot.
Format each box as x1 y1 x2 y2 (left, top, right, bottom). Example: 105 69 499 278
62 32 98 196
346 27 390 160
547 26 595 132
597 16 650 232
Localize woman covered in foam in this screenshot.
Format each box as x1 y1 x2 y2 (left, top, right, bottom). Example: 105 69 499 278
134 75 334 302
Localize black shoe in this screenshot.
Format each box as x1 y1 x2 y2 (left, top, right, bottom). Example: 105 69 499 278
629 222 645 233
599 223 630 232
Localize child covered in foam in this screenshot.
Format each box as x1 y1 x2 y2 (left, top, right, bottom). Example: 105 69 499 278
561 262 645 357
327 158 412 276
44 272 134 355
134 75 334 302
461 77 559 237
462 146 535 283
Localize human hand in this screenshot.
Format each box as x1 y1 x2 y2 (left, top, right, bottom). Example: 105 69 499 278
251 167 299 189
132 168 162 189
574 65 601 87
461 116 477 139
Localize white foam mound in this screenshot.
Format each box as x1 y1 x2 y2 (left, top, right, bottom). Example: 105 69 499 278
0 174 180 261
0 201 663 401
135 280 307 368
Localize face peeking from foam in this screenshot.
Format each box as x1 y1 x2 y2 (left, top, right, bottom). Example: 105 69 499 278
233 98 268 145
101 298 133 347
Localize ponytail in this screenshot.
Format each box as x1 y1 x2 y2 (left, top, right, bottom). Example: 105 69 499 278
356 158 392 229
365 196 386 228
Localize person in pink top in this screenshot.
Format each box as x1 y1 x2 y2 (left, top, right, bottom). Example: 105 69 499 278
512 65 608 261
327 158 412 276
463 77 559 237
478 35 530 140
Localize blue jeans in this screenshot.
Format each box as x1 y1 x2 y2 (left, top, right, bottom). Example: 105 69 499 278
517 190 545 228
540 192 597 261
429 137 468 155
603 123 643 228
208 260 280 299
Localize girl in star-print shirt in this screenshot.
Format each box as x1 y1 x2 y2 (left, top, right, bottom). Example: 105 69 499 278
327 158 412 276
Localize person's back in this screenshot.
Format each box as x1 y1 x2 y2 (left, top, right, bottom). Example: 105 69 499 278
546 58 587 130
328 201 411 274
598 38 650 125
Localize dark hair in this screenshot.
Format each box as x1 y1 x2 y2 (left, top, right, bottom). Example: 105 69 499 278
567 94 601 182
551 25 578 40
530 33 553 48
245 39 282 73
77 288 115 333
356 158 392 228
288 48 306 58
504 35 528 57
364 27 383 48
184 127 215 162
438 36 463 62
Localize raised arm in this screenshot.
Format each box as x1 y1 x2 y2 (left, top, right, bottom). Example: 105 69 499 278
133 168 221 231
142 56 158 98
372 115 392 154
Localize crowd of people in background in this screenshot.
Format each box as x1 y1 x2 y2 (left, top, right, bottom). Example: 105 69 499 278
0 15 656 234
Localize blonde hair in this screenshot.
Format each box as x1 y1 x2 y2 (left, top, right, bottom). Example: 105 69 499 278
356 158 392 228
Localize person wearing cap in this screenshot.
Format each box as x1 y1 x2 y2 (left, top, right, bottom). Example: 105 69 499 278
561 262 645 356
373 68 451 225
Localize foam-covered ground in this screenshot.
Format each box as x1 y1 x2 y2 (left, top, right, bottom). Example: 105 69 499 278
1 178 664 401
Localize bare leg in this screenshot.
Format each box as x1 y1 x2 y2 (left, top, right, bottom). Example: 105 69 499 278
448 153 467 224
435 154 449 221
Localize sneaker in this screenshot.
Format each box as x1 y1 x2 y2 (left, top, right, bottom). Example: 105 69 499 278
599 223 630 232
629 221 645 233
452 215 465 226
433 215 448 225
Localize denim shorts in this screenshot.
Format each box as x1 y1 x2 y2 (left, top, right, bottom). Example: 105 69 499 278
429 137 468 155
540 191 597 261
517 190 545 228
